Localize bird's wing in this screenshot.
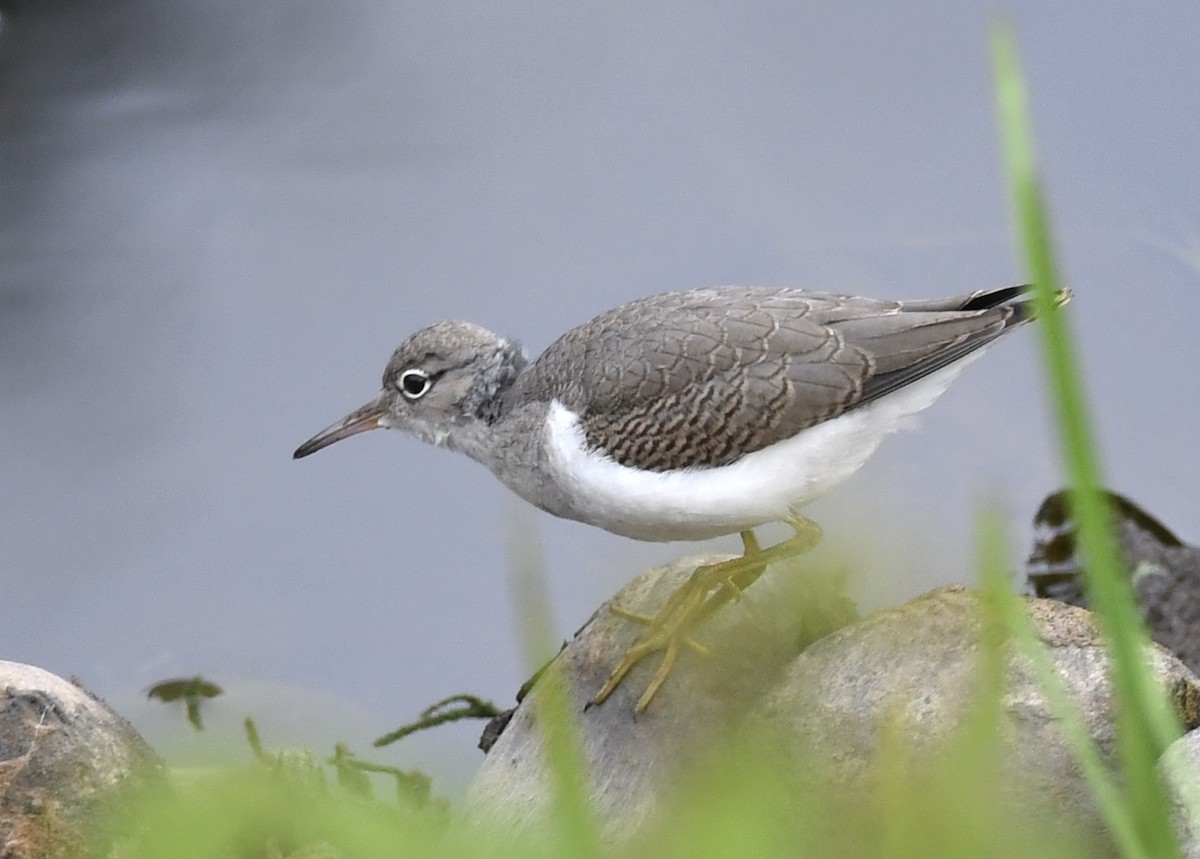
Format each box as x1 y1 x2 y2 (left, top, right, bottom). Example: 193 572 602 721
522 286 1038 471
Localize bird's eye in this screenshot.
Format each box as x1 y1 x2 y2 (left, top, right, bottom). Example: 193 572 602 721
397 368 432 400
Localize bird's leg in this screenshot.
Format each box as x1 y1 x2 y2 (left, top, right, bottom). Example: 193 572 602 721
590 513 822 713
716 530 762 602
607 529 766 654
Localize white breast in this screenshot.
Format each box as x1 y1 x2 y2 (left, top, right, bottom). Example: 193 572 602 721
541 356 983 541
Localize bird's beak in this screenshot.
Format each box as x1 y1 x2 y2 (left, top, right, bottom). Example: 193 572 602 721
293 399 386 459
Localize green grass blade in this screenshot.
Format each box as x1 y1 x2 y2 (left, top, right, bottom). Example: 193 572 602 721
504 503 602 856
976 511 1147 859
990 21 1182 857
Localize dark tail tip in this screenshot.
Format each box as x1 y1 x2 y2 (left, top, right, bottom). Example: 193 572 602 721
962 283 1072 315
987 284 1072 326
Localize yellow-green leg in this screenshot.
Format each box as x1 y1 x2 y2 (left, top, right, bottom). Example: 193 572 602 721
590 513 822 713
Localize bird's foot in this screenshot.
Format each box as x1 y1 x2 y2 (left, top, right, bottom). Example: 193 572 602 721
607 604 710 653
590 514 821 713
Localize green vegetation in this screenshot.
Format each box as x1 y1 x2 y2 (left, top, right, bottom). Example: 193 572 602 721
991 21 1183 858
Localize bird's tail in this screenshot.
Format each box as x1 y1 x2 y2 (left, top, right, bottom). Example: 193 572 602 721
959 283 1072 325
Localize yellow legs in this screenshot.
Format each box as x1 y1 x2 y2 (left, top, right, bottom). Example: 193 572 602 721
589 513 822 713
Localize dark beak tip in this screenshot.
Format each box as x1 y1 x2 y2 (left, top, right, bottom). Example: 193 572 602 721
292 400 385 462
292 436 333 461
293 438 324 460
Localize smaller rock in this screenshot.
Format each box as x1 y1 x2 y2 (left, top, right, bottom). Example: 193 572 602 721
0 661 162 858
1026 488 1200 674
754 586 1200 850
1160 729 1200 859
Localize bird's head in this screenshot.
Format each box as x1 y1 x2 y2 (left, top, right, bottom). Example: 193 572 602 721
293 320 525 459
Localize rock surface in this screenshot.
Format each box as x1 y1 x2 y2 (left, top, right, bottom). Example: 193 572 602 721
755 586 1200 843
0 661 162 858
462 553 855 837
465 567 1200 845
1161 728 1200 859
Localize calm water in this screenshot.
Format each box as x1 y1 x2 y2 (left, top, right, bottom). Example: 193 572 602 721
1 1 1196 790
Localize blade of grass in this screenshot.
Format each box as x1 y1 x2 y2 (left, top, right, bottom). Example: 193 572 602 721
976 510 1146 859
990 21 1181 856
873 516 1012 859
503 501 601 857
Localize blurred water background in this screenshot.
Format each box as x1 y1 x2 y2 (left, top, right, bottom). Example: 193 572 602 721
1 2 1196 792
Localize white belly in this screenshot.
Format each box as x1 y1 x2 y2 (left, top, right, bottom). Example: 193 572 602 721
541 357 982 541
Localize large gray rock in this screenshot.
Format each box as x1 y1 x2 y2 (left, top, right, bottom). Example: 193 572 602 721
463 553 855 837
755 586 1200 843
465 568 1200 846
0 661 162 858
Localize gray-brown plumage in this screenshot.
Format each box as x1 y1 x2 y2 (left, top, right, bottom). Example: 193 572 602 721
509 285 1047 471
295 283 1066 541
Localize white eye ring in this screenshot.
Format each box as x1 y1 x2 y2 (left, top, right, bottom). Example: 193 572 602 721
397 368 431 400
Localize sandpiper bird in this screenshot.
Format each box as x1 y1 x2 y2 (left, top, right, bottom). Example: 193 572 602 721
295 284 1068 712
